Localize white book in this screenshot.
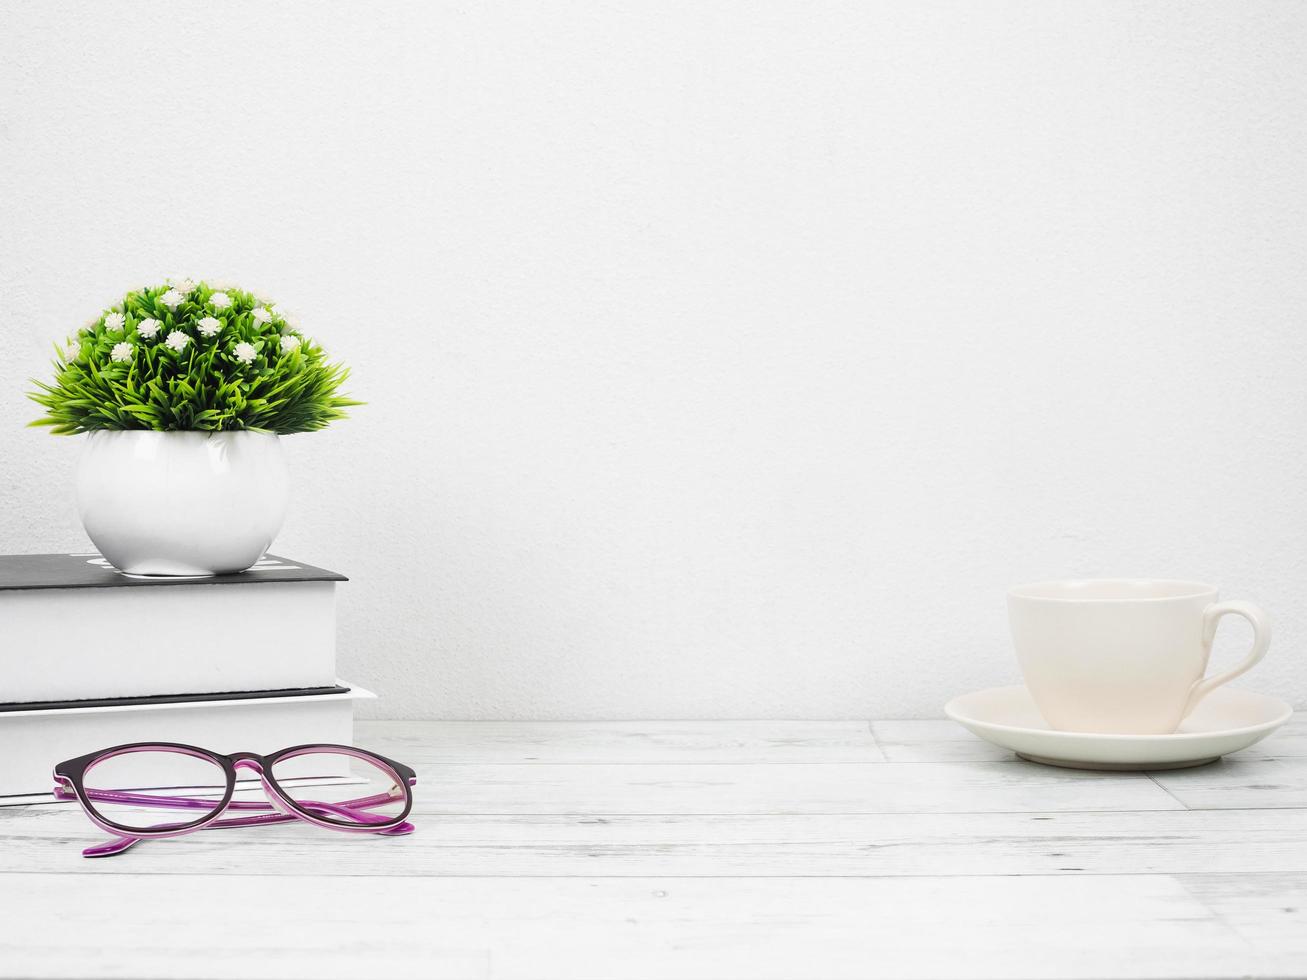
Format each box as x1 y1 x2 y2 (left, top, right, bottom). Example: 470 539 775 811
0 683 372 801
0 553 344 703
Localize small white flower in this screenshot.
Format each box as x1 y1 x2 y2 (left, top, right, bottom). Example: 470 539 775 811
279 334 301 353
173 278 196 294
164 330 190 352
64 340 81 361
233 341 257 364
197 316 222 337
110 341 134 363
104 312 125 331
160 289 185 310
251 306 272 325
137 317 162 339
209 292 233 310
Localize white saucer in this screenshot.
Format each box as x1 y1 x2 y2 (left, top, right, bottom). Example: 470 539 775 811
944 685 1292 771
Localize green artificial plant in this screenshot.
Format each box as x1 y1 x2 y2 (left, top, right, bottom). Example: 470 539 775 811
29 280 358 434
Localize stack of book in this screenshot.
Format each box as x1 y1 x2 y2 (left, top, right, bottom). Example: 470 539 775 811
0 552 370 802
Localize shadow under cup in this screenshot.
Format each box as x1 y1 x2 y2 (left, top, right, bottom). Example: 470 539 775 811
1006 579 1270 736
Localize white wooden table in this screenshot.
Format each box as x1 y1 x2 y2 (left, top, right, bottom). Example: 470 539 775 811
1 717 1304 979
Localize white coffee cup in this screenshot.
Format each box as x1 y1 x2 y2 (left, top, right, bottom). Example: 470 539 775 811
1007 579 1271 734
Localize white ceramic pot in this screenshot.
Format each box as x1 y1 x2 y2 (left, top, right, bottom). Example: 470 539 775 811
76 431 289 576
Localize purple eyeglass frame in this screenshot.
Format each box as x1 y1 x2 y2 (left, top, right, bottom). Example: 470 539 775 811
52 741 418 859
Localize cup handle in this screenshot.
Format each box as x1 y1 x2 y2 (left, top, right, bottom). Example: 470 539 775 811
1180 601 1271 720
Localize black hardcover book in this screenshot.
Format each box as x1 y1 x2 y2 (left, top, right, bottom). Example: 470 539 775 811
0 553 346 591
0 553 347 704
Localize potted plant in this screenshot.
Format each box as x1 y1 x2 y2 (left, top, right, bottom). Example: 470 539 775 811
28 279 358 577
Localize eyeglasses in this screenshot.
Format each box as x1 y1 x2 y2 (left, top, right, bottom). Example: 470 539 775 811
53 742 417 858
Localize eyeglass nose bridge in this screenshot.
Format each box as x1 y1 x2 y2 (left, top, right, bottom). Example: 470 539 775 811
227 756 299 817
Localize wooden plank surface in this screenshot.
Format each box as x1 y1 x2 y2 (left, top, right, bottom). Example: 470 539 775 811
1150 756 1307 809
1 806 1304 879
394 760 1183 815
0 717 1302 979
1181 872 1307 973
0 872 1270 980
871 719 1012 762
356 719 887 763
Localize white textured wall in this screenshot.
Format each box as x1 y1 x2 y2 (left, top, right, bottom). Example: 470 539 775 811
2 2 1304 719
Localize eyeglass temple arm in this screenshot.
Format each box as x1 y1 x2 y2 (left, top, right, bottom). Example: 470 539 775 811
82 806 414 859
56 784 404 818
58 776 417 858
72 789 414 859
56 785 410 828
